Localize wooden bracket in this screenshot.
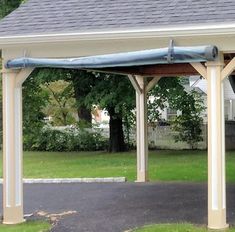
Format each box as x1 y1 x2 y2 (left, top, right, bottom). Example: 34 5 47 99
15 68 34 87
128 75 142 94
146 76 161 92
129 75 161 94
190 62 207 79
221 57 235 81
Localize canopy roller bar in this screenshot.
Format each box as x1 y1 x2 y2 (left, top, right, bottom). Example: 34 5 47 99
5 44 218 70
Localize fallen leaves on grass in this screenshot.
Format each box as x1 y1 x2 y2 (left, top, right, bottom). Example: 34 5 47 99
36 210 77 226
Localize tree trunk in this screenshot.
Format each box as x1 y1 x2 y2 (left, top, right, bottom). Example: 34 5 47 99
71 74 92 125
77 106 92 124
108 107 126 152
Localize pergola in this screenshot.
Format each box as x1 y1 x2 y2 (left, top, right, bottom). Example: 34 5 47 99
1 0 235 230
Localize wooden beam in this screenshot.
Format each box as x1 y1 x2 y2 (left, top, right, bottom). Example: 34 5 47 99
99 63 203 77
146 77 161 92
222 57 235 80
87 58 235 77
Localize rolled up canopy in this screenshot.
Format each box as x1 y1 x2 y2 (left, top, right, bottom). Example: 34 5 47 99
5 45 218 70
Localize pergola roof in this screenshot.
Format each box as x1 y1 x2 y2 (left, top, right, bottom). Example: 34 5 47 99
1 0 235 37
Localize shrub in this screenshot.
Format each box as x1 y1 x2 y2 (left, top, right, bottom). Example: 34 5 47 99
24 126 108 152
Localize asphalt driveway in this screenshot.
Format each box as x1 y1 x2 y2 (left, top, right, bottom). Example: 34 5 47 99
1 183 235 232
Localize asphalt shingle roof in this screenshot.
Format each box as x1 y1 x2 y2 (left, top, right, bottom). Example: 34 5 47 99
0 0 235 37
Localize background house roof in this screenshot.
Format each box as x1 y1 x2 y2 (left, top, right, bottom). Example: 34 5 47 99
189 76 235 100
0 0 235 37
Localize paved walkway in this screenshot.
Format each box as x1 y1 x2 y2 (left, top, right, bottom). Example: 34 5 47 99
1 183 235 232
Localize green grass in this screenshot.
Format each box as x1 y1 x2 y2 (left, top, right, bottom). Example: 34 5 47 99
0 221 51 232
132 223 234 232
0 150 235 182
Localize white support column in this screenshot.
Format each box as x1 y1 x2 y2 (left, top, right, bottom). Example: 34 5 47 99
206 57 228 230
135 76 148 182
2 67 33 224
128 75 160 182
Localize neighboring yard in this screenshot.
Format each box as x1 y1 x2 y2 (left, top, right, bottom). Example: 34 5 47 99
0 150 234 182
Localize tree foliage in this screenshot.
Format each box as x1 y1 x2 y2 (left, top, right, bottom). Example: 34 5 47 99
172 90 205 149
0 0 22 18
85 72 135 152
21 68 133 152
65 70 95 125
31 68 95 125
23 70 49 150
148 77 184 123
42 80 77 126
149 77 205 149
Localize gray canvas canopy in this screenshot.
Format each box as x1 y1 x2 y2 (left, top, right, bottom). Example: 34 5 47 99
6 45 218 70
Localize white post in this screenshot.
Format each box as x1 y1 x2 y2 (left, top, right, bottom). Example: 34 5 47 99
2 67 33 224
135 76 148 182
128 75 160 182
207 58 228 229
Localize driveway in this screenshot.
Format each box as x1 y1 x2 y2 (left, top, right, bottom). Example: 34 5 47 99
1 183 235 232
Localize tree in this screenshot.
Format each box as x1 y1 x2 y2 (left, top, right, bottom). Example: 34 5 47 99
22 70 49 150
148 77 184 123
149 77 205 149
66 70 95 125
171 90 205 149
35 69 135 152
42 80 77 126
33 69 135 152
85 72 135 152
32 68 94 125
0 0 23 18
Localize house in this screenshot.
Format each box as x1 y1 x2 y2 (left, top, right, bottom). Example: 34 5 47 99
157 76 235 123
190 76 235 121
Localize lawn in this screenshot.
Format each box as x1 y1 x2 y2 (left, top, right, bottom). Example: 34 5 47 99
0 221 51 232
131 224 234 232
0 150 235 182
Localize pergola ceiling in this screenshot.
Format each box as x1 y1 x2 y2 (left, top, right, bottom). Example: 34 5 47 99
97 54 235 77
99 63 201 77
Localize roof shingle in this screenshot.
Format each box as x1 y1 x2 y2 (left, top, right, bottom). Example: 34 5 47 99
0 0 235 37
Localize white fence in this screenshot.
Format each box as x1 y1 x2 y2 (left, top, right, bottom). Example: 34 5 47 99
147 125 207 150
100 125 207 150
